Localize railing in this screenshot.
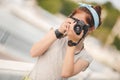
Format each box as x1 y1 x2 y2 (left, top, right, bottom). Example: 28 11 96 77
0 59 34 80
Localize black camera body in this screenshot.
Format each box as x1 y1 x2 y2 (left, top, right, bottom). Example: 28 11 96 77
74 20 90 38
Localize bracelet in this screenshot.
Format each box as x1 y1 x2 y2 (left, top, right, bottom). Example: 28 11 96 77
55 29 63 39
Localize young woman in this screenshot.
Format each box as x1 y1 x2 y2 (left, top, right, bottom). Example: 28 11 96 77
29 3 102 80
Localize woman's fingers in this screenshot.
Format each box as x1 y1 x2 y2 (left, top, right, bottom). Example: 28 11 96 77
65 18 75 24
59 21 70 33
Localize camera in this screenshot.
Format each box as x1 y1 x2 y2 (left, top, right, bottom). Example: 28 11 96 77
74 20 90 38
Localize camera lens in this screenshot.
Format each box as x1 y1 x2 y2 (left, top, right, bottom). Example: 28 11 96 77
74 25 82 35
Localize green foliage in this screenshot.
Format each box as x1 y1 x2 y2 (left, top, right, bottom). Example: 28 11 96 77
91 27 111 43
36 0 78 15
60 0 78 16
36 0 62 14
91 2 120 44
102 2 120 29
112 36 120 50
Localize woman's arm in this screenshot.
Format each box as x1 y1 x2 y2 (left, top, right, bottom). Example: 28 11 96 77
30 18 71 57
30 29 57 57
61 46 75 77
61 46 89 78
61 19 89 78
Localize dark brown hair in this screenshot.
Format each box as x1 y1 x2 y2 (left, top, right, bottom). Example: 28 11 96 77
69 5 102 28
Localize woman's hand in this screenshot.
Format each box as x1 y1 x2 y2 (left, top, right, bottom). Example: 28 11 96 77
67 20 84 42
58 18 74 35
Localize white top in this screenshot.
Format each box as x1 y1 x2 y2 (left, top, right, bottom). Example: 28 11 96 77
29 37 93 80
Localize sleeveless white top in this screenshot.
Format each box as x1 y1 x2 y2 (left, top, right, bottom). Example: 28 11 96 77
29 37 93 80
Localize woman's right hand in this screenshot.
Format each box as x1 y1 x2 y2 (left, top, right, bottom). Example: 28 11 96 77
58 22 70 34
58 18 75 35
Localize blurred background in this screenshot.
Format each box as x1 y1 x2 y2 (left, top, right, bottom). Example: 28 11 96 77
0 0 120 80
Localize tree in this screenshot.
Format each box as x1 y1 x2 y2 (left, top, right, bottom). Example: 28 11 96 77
36 0 62 14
